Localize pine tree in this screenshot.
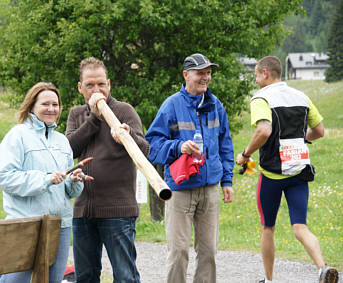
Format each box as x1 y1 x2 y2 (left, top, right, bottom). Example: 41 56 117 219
309 0 323 36
282 22 312 53
325 0 343 82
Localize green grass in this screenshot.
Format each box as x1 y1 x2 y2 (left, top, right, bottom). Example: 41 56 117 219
0 89 17 142
1 81 342 276
287 80 343 129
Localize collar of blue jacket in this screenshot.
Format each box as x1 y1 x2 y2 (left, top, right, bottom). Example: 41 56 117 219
180 83 215 112
27 113 57 129
26 113 57 139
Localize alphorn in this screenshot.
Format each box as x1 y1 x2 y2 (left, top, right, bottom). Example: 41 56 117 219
96 99 172 201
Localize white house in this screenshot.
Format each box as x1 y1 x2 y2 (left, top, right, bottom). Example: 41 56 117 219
285 52 330 80
238 56 257 73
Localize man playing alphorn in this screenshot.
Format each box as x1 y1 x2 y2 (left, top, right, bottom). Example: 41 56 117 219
66 57 149 283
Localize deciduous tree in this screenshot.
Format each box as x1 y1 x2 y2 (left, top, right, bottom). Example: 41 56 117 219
0 0 303 131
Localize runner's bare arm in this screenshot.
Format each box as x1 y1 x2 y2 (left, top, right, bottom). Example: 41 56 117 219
236 120 271 165
306 122 324 141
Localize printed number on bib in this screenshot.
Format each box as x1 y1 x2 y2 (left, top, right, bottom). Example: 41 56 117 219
279 138 310 175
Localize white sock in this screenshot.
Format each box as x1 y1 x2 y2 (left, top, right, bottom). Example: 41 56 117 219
266 280 272 283
318 267 324 276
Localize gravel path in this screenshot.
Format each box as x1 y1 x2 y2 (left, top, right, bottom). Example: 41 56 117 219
68 241 342 283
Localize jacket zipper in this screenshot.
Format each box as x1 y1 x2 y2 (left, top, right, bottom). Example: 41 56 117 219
196 111 207 160
197 110 208 186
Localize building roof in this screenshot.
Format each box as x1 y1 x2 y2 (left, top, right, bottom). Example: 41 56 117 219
238 56 257 72
287 52 329 69
238 56 257 66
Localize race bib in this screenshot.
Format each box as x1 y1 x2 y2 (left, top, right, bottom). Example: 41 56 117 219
279 138 310 175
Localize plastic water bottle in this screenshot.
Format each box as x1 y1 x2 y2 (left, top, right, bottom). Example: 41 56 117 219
193 130 203 163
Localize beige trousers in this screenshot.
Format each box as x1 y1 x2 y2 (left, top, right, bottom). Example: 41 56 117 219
165 185 220 283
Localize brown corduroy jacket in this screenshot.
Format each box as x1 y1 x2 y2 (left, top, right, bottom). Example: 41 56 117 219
66 95 150 218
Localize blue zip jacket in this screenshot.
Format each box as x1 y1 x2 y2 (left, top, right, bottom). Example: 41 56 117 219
145 84 234 191
0 114 83 227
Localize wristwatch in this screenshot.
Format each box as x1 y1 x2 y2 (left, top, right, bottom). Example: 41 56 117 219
242 149 251 158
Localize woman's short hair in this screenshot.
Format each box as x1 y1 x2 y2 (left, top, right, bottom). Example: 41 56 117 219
18 82 62 124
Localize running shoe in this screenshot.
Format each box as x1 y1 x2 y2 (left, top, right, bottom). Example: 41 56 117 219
319 265 339 283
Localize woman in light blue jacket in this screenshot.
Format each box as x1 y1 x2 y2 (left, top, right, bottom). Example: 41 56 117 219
0 82 84 283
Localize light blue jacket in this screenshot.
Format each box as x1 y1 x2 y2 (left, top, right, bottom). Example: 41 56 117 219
145 84 234 191
0 114 83 227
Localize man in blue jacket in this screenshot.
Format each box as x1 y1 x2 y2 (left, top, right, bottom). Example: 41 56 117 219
145 53 235 283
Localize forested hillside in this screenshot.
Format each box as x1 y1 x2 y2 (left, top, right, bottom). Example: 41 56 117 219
273 0 338 62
